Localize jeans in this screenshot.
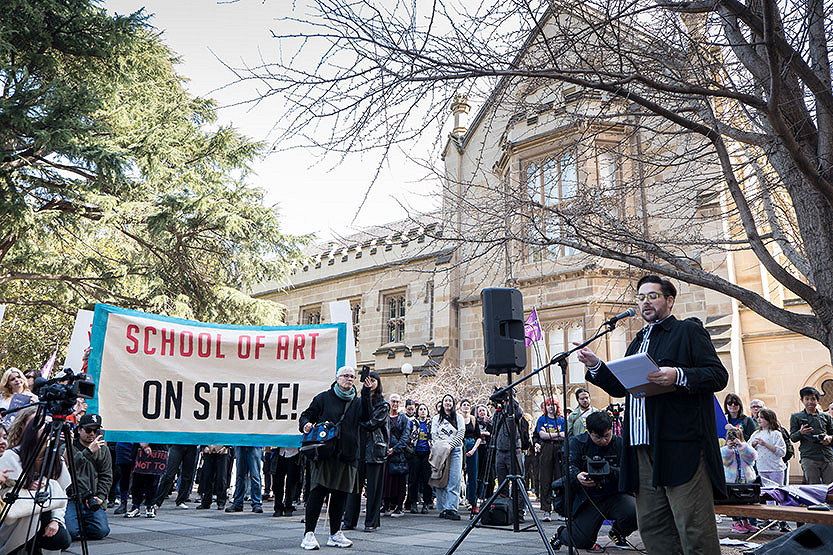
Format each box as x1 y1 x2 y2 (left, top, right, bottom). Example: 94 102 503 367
153 444 198 506
436 445 463 513
232 446 263 508
65 502 110 540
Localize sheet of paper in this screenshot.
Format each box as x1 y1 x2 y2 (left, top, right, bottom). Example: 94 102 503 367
606 352 674 397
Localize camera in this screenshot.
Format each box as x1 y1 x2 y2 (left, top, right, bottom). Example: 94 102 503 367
32 369 96 417
585 455 612 479
812 433 827 443
606 403 623 417
81 490 101 511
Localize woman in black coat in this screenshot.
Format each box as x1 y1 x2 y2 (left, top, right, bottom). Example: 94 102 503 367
298 366 367 550
342 370 390 532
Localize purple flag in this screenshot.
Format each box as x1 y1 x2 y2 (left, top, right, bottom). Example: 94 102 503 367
524 307 543 346
41 345 58 378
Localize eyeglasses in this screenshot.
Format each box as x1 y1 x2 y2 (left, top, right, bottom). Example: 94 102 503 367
635 292 666 302
338 374 356 380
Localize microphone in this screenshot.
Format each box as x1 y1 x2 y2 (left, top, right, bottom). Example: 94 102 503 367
604 308 636 326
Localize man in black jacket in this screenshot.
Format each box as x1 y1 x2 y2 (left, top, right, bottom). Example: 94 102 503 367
66 414 112 540
577 275 728 555
551 412 636 550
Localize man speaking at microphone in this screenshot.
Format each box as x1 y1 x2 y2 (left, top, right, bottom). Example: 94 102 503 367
576 275 728 555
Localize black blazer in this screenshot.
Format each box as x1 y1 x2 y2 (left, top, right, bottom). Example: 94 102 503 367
586 315 728 498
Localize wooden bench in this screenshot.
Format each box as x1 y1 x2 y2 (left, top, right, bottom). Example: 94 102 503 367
714 504 833 526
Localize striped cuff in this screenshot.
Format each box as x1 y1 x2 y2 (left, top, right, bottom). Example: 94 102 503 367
587 360 602 377
675 367 687 387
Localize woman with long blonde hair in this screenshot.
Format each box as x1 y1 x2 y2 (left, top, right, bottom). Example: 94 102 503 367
0 368 37 410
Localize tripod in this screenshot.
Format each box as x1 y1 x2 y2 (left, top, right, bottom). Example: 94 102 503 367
446 370 554 555
0 404 90 555
447 320 621 555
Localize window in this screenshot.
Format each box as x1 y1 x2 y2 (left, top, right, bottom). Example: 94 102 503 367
301 306 321 325
547 323 585 384
595 145 623 218
351 301 361 346
384 293 406 343
525 152 578 261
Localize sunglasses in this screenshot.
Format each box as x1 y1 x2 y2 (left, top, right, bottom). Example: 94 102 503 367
726 401 740 406
82 427 101 433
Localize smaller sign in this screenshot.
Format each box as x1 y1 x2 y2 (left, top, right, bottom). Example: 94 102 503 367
64 309 94 372
3 393 36 427
133 448 168 476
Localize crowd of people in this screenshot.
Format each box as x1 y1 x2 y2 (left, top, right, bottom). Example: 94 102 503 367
1 278 832 554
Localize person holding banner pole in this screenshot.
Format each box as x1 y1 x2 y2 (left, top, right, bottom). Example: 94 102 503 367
299 366 369 550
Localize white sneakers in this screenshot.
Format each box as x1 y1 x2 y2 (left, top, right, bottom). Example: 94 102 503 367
176 502 190 509
302 530 353 549
327 531 353 548
301 532 320 550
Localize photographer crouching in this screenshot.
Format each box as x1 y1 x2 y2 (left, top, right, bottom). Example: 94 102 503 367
551 412 637 551
65 414 112 541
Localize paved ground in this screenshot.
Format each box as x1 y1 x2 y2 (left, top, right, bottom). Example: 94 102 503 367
64 500 787 554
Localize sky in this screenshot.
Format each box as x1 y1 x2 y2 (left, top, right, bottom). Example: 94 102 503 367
104 0 442 241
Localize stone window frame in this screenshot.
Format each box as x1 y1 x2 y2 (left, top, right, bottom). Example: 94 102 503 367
300 305 322 325
382 291 407 344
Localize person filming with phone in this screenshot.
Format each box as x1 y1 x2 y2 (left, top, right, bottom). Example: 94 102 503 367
65 414 112 541
789 386 833 484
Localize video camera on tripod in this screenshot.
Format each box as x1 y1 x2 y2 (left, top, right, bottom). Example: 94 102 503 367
31 369 95 417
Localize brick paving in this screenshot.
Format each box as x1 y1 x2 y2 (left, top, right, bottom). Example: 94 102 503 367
62 499 788 554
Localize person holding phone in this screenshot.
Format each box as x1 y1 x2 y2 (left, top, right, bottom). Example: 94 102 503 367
789 386 833 484
66 413 112 541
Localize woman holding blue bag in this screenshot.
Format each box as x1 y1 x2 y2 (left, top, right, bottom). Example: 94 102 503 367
298 366 367 551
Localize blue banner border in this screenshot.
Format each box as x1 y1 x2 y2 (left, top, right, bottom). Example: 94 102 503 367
87 303 347 447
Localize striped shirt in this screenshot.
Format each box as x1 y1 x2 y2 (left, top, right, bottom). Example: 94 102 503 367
588 316 686 446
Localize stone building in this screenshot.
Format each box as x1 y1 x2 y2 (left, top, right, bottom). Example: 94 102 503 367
253 8 833 483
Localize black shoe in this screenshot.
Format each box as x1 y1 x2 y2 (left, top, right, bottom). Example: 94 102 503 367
421 505 429 514
225 505 243 513
273 510 282 517
283 508 294 517
216 502 225 510
550 525 565 551
252 505 263 513
114 504 127 515
107 501 115 509
341 524 355 531
410 506 419 514
608 527 628 547
363 526 376 532
196 503 211 510
447 511 461 521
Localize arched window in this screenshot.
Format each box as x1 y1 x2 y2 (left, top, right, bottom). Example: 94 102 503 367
819 379 833 412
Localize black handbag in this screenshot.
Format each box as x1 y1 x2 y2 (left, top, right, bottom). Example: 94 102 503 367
300 398 354 461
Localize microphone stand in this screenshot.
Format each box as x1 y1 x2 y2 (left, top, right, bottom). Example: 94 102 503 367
446 317 625 555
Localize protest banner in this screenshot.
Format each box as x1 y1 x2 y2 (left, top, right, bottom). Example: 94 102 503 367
87 304 346 447
64 309 94 372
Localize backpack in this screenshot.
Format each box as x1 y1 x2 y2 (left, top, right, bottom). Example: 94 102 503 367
779 426 794 463
480 497 511 526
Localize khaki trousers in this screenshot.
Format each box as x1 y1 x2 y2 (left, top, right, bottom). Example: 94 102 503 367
635 446 720 555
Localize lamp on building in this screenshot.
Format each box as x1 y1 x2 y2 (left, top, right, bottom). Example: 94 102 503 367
401 362 415 394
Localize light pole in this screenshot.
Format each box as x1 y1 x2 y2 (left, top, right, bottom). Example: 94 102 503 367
401 362 414 395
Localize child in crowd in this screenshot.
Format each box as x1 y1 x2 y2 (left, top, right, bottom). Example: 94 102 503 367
721 425 758 533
